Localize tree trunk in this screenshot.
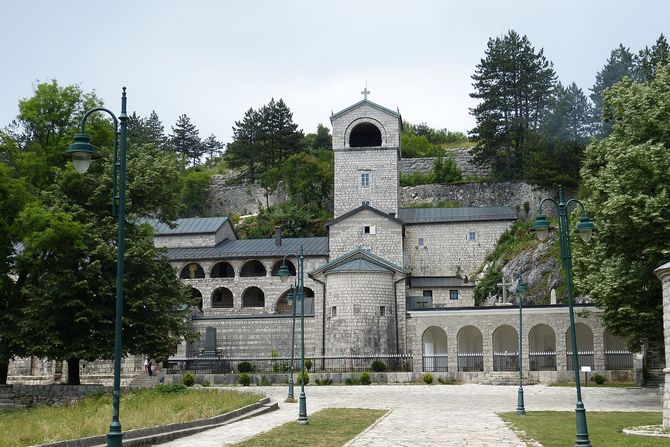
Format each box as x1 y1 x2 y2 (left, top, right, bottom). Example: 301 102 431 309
66 358 81 385
0 361 8 385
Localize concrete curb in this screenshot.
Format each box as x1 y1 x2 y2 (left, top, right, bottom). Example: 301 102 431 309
30 397 277 447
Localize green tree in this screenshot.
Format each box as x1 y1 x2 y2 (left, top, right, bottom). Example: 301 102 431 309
433 155 462 184
590 44 636 136
469 30 556 179
170 114 203 167
636 34 670 82
401 133 443 158
202 133 224 160
305 123 332 150
128 110 167 149
236 201 330 239
180 169 212 217
574 66 670 353
281 149 333 206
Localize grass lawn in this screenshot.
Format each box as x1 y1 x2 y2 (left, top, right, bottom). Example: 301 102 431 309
500 411 669 447
0 387 263 447
229 408 387 447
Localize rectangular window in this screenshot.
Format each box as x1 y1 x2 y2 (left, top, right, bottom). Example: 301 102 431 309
467 231 477 241
418 237 425 247
331 306 337 317
364 226 370 234
450 290 459 300
423 290 433 298
362 200 370 206
361 172 370 187
379 306 386 316
361 246 372 252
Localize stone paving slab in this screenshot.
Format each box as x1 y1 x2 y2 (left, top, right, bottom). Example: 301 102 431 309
155 384 661 447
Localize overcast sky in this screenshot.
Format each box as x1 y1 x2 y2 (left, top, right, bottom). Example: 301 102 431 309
2 1 668 143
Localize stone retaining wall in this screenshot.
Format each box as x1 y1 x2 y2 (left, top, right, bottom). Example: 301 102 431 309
3 384 111 406
399 149 490 178
401 181 540 210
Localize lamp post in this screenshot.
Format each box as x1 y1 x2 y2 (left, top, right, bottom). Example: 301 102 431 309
285 284 297 403
278 245 308 424
64 88 128 447
533 186 594 447
515 276 527 416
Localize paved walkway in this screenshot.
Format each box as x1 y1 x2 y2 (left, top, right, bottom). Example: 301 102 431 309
156 384 661 447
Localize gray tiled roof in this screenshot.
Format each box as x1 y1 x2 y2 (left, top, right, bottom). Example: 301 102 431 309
398 206 517 224
329 258 395 273
147 217 229 235
409 277 473 288
330 99 400 120
165 237 328 261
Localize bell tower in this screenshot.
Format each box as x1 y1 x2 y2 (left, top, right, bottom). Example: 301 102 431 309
330 88 402 218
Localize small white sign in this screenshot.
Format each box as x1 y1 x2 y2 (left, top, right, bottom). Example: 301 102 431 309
580 366 592 372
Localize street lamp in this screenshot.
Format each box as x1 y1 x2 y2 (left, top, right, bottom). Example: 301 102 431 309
285 284 297 403
64 88 128 447
278 245 308 425
533 186 594 447
515 276 527 416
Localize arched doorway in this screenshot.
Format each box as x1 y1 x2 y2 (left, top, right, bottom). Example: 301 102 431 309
349 122 382 147
492 325 518 371
566 323 594 370
240 260 266 277
422 326 448 371
528 324 556 371
457 325 483 372
604 329 632 370
211 287 233 309
179 263 205 279
242 286 265 308
191 287 203 312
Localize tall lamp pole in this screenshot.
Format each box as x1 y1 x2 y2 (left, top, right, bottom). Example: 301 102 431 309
278 245 309 424
533 186 594 447
285 284 297 403
64 88 128 447
515 276 527 416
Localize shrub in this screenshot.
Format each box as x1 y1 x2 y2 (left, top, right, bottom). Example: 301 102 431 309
345 376 359 385
438 377 457 385
433 155 462 184
182 373 195 387
371 360 386 372
400 172 435 187
305 359 312 371
154 383 187 393
593 374 606 385
423 373 433 384
239 373 251 386
259 375 273 386
199 379 210 387
238 361 255 373
360 371 372 385
315 377 332 385
297 371 310 385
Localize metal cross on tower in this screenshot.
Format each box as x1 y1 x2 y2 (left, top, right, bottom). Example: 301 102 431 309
361 81 370 100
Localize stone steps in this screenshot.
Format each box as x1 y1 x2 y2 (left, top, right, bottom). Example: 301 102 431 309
129 371 165 388
643 368 664 388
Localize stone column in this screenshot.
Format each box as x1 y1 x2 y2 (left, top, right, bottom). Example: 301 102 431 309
654 261 670 428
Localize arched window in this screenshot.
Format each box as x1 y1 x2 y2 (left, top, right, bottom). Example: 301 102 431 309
271 260 296 276
457 325 483 372
211 262 235 278
240 260 266 277
211 287 233 309
242 286 265 308
423 326 448 372
492 325 518 371
191 288 203 311
179 263 205 279
566 323 595 370
349 122 382 147
529 324 556 371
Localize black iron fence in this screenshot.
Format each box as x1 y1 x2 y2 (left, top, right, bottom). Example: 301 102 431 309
566 352 594 371
422 354 448 372
457 353 483 372
493 353 518 372
166 354 413 374
529 352 557 371
605 350 633 370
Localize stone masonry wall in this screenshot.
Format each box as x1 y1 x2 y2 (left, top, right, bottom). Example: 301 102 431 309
399 149 490 178
206 175 286 217
325 271 397 356
407 287 475 308
328 210 404 266
4 384 111 406
402 181 540 210
405 220 514 278
331 103 401 150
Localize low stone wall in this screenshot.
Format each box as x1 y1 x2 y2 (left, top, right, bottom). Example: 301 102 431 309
401 181 541 210
3 384 112 407
400 149 490 178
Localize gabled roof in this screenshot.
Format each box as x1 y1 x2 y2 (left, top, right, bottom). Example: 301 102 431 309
146 217 230 235
398 206 517 224
326 204 404 227
330 99 400 121
165 237 328 261
310 247 407 276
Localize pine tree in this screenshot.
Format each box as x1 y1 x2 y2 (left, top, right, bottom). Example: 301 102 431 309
170 114 203 166
202 133 224 160
590 44 636 136
637 34 670 82
127 110 167 149
470 30 556 179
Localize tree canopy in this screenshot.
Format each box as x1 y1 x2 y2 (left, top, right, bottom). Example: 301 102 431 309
574 66 670 353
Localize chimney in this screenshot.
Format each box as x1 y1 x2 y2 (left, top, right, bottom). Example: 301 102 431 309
275 226 282 246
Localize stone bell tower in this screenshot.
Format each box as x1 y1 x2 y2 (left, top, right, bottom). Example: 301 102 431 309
330 87 402 218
